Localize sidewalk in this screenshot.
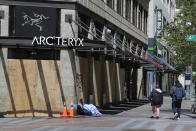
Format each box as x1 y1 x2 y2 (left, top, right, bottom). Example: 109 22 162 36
118 96 195 120
1 96 196 131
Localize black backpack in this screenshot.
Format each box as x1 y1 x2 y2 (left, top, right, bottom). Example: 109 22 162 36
153 92 161 105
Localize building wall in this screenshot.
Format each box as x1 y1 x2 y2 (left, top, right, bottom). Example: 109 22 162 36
0 5 9 36
77 0 148 44
0 5 9 114
0 48 8 114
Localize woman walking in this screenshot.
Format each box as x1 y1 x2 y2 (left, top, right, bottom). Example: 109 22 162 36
149 88 163 119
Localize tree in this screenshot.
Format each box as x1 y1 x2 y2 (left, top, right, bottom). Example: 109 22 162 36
164 0 196 73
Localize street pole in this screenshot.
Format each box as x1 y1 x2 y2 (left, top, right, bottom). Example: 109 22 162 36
186 34 196 100
186 41 191 100
189 41 192 100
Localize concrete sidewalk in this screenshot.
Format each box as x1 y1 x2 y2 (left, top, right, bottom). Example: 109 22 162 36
119 96 195 120
1 97 196 131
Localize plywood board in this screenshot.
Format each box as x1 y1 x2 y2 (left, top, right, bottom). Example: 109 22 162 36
7 59 62 117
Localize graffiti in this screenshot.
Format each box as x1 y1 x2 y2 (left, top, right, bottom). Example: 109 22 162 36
21 12 49 31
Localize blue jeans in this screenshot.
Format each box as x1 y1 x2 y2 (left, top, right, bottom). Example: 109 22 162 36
172 101 182 118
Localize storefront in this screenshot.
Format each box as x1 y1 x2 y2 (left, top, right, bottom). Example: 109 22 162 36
0 1 154 117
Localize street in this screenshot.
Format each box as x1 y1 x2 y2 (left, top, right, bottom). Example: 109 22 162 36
0 96 196 131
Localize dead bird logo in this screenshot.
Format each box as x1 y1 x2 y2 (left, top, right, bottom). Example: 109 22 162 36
21 12 49 31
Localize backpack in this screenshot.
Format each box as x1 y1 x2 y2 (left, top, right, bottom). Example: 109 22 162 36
174 87 183 102
153 92 161 105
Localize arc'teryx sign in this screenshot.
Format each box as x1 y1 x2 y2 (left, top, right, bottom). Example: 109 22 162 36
12 6 58 37
32 36 84 47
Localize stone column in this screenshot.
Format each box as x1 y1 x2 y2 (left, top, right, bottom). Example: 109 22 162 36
114 0 117 12
137 2 139 28
0 5 9 116
123 0 126 18
0 48 8 115
130 0 133 24
116 63 122 101
142 9 145 32
137 68 143 99
60 9 78 107
148 0 155 38
106 60 112 103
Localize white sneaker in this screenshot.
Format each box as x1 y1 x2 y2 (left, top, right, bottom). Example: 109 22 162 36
174 113 178 120
177 117 180 120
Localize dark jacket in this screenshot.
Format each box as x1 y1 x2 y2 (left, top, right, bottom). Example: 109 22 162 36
170 82 185 102
149 88 163 106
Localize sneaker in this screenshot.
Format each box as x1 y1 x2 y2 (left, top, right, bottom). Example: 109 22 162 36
156 116 159 119
177 117 180 120
173 113 178 120
150 116 154 118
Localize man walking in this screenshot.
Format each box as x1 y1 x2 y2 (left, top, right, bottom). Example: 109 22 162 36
170 80 185 120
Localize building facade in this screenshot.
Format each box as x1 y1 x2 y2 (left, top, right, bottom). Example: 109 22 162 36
147 0 177 96
0 0 161 117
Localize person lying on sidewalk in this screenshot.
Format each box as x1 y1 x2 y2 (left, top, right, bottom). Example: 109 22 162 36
77 99 102 117
149 87 163 119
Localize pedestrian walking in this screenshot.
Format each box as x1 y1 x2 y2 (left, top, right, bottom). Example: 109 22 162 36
149 88 163 119
170 80 185 120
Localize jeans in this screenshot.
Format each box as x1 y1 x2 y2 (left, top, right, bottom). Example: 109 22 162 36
172 101 182 118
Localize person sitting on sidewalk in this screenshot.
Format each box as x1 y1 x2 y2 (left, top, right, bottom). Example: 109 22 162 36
149 87 163 119
170 80 185 120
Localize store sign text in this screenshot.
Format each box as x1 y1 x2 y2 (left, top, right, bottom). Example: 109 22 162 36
32 36 84 47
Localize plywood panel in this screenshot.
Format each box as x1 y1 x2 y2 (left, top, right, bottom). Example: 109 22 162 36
7 59 62 117
119 67 125 101
109 61 116 102
41 60 61 112
78 57 89 103
7 60 30 115
94 60 101 106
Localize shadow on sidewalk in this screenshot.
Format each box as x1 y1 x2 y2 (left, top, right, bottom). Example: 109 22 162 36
161 109 191 113
182 113 196 119
123 129 155 131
